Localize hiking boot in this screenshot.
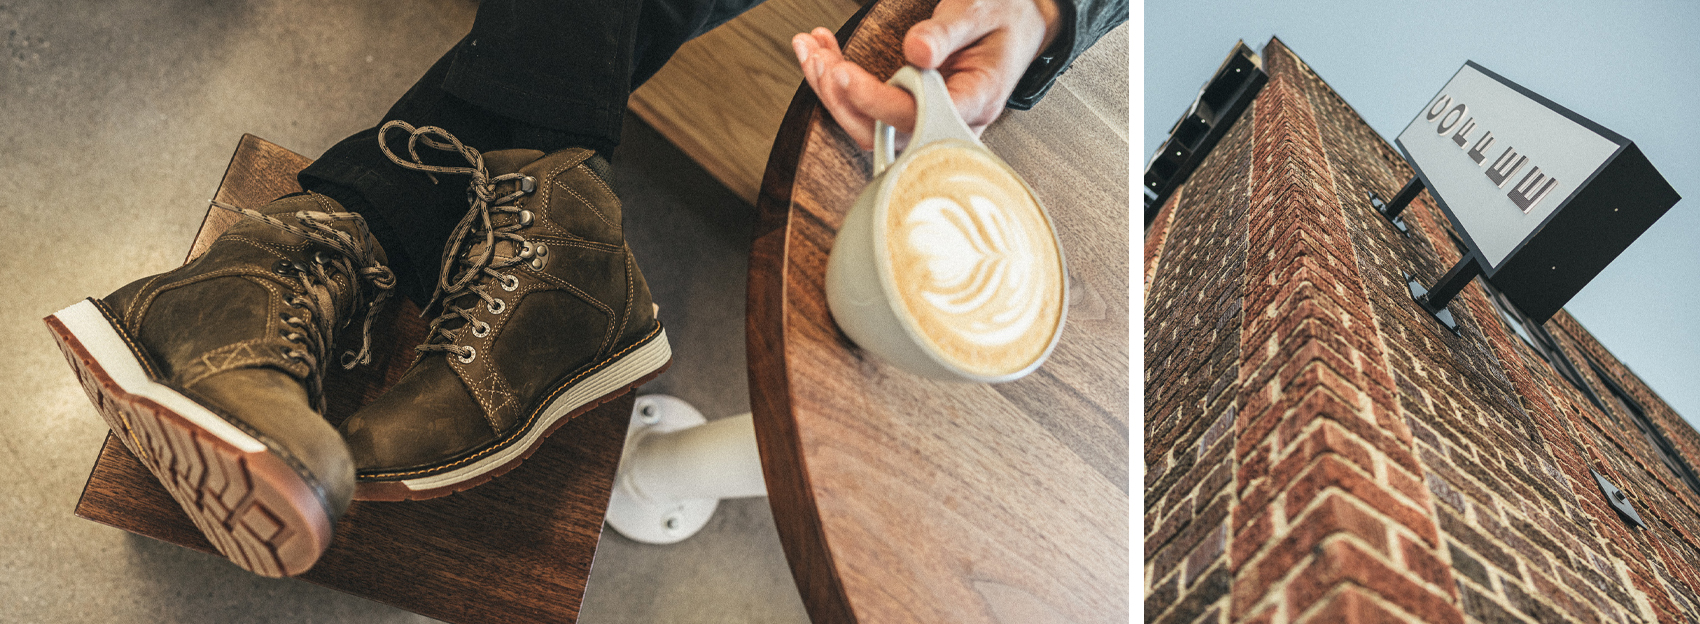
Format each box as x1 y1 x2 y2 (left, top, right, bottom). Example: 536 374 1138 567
344 121 671 500
44 192 394 577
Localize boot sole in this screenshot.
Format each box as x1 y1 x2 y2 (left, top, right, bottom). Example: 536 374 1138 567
355 327 673 501
45 298 333 578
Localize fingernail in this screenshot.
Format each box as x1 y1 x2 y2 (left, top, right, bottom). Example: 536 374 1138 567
834 67 851 89
792 38 809 64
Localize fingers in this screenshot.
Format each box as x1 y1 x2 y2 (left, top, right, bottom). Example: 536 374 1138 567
842 66 916 135
903 1 1000 69
793 0 1056 149
939 65 1001 134
794 28 916 149
794 30 873 148
899 0 1058 135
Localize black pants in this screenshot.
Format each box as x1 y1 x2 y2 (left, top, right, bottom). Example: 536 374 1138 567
300 0 764 305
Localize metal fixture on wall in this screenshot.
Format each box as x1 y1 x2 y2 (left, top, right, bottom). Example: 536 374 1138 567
1143 42 1267 229
1592 469 1647 530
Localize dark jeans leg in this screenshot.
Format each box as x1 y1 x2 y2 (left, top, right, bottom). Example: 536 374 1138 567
300 0 764 305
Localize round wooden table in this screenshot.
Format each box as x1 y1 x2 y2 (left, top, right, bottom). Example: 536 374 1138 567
745 1 1129 622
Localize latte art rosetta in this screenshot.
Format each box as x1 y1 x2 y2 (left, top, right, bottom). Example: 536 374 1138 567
904 192 1044 347
884 144 1063 378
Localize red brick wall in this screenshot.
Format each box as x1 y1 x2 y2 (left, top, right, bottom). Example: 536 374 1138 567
1144 75 1254 624
1145 37 1700 624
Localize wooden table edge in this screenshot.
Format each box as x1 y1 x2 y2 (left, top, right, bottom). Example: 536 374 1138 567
745 3 880 624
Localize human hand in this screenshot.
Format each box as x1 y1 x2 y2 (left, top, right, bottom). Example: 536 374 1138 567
792 0 1062 150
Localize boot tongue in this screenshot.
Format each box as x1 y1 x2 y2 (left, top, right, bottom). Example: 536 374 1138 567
482 149 545 177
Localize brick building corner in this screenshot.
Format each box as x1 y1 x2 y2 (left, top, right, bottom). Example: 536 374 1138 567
1145 37 1700 624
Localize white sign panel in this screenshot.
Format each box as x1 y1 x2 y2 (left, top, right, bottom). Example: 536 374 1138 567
1396 63 1621 270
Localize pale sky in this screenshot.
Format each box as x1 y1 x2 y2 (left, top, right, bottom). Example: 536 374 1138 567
1144 1 1700 427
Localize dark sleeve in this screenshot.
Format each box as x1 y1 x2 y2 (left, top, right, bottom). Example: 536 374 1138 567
1005 0 1128 111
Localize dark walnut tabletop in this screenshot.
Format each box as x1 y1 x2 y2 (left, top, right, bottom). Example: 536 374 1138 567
746 1 1130 622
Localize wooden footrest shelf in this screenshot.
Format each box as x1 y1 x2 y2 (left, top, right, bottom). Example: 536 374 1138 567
72 134 628 624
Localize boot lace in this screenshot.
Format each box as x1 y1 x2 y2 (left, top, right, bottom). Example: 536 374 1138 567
208 199 398 407
376 120 538 364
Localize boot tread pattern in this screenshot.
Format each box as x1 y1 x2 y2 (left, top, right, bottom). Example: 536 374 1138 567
45 306 328 577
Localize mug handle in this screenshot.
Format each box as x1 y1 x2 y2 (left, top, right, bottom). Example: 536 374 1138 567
873 66 981 175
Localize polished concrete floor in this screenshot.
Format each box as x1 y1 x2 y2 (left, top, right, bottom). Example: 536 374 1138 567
0 0 807 621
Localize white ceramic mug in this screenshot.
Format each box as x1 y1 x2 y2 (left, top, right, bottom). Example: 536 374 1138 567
824 66 1068 383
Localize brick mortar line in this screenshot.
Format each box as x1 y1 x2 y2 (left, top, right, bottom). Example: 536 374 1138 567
1283 47 1670 624
1305 584 1438 624
1264 531 1437 621
1143 185 1183 297
1179 93 1255 624
1286 546 1452 624
1278 413 1429 509
1142 91 1255 624
1386 107 1700 618
1573 407 1700 558
1281 462 1444 564
1287 59 1674 624
1230 43 1460 624
1365 176 1620 623
1547 323 1700 529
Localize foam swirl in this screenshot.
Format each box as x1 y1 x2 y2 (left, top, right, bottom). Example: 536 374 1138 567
885 145 1062 378
903 191 1045 347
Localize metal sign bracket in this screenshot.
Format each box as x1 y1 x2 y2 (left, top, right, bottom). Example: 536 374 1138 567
1592 469 1647 529
1405 254 1482 333
1371 176 1425 223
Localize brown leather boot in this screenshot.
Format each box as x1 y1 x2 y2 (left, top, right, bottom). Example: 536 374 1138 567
44 192 394 577
344 122 670 500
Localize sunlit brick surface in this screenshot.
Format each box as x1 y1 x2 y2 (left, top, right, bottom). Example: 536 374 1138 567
1146 38 1700 624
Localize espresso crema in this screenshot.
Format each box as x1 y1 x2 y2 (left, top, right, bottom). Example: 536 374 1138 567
883 143 1064 378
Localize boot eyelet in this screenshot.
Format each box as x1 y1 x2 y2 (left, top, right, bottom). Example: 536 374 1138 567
520 176 537 193
274 260 297 275
531 257 547 270
487 298 506 314
500 274 519 291
472 320 491 338
518 242 535 259
534 243 548 257
313 251 332 265
518 210 533 227
457 346 477 364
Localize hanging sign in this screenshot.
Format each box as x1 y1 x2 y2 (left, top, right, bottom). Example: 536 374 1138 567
1395 61 1679 322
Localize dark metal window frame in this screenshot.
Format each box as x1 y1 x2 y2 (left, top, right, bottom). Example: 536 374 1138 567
1482 277 1700 499
1583 355 1700 499
1480 280 1608 417
1143 41 1267 229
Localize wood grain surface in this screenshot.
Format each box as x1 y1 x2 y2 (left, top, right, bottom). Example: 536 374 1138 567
746 1 1129 623
629 0 863 205
74 135 630 624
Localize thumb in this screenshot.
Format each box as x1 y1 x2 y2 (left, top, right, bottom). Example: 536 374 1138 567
903 5 998 68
